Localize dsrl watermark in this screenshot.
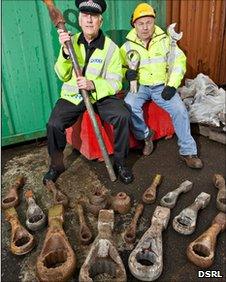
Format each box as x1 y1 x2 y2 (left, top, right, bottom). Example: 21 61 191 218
198 270 223 278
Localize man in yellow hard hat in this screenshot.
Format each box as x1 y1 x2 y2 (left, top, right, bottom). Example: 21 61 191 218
43 0 134 185
120 3 203 169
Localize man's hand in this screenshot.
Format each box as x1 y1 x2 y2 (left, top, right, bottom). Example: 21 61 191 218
57 29 71 55
161 86 177 100
77 76 95 91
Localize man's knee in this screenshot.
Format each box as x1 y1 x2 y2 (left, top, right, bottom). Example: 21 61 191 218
47 116 64 132
113 108 131 127
172 103 188 119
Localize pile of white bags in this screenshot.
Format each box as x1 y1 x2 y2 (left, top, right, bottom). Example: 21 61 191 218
178 73 226 128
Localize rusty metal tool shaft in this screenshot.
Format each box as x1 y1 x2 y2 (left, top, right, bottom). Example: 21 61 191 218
142 174 162 204
124 203 144 244
43 0 116 182
187 212 226 268
77 203 92 245
213 174 226 212
45 180 69 208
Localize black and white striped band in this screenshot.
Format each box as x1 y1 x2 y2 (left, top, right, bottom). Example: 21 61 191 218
79 1 102 13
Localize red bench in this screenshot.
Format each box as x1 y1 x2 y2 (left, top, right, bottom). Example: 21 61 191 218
66 99 174 160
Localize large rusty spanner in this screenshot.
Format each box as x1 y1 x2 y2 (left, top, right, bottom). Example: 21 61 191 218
128 206 170 281
4 207 35 255
124 203 144 244
79 209 127 282
160 180 193 209
2 176 26 209
36 204 76 282
173 192 211 235
25 190 46 231
126 50 140 93
142 174 162 204
76 203 93 245
187 212 226 268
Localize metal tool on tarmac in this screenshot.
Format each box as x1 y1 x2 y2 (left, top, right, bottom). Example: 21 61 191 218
45 180 69 208
126 49 140 93
173 192 211 235
76 202 93 245
124 203 144 244
2 176 25 209
142 174 162 204
187 212 226 268
160 180 193 209
25 190 46 231
36 204 76 282
213 174 226 212
128 206 170 281
43 0 116 182
4 207 35 255
79 209 127 282
111 192 131 214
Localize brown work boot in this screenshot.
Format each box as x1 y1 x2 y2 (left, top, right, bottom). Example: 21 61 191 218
143 131 154 156
180 155 203 169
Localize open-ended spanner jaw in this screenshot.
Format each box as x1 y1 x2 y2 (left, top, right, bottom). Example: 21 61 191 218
173 192 211 235
128 206 170 281
167 23 183 42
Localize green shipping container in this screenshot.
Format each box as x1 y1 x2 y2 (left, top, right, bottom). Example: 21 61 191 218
2 0 166 146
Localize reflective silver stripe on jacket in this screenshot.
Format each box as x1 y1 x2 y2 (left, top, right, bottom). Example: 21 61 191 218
105 73 122 81
86 66 100 76
62 83 79 93
171 66 185 75
54 64 61 78
124 41 131 53
140 57 166 66
101 40 118 78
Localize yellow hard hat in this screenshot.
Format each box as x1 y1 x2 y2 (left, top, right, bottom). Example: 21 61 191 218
131 3 156 26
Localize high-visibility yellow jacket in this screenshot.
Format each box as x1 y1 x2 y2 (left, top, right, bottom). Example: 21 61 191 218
55 33 122 105
120 26 186 88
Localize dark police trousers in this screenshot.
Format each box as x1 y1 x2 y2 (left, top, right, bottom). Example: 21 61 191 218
47 96 131 170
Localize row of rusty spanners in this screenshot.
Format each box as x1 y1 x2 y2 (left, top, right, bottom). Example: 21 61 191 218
2 173 225 281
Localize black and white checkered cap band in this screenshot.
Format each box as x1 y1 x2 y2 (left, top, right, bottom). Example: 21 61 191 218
79 2 102 12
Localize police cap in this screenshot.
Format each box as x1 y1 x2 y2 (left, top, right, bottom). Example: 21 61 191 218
75 0 107 14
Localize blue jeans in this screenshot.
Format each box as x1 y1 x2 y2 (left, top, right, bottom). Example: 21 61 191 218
124 84 197 155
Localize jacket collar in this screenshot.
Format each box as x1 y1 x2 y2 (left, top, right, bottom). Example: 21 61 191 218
126 25 166 46
78 29 105 50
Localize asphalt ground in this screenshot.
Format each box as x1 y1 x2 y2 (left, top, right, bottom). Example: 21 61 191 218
1 131 226 282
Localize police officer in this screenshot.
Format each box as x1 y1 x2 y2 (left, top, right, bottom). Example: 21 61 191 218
120 3 203 169
43 0 134 185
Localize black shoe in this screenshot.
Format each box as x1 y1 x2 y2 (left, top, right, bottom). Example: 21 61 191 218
43 167 65 185
114 163 134 184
